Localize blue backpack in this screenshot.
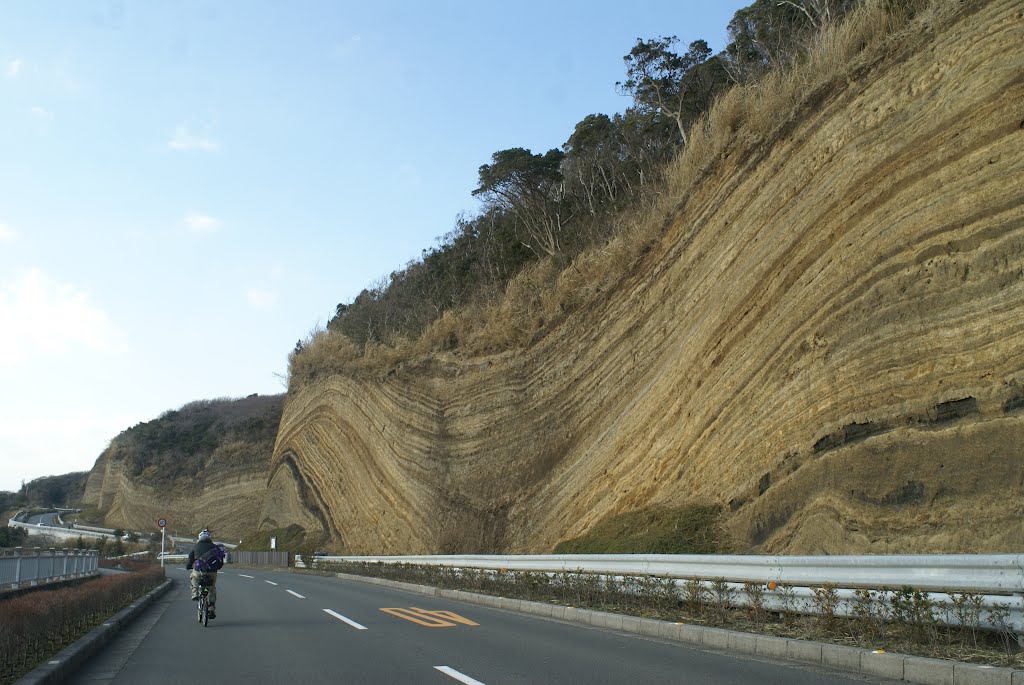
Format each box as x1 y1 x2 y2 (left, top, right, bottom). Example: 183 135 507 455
193 545 226 572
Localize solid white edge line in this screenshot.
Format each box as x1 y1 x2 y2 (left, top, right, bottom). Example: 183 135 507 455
239 574 255 578
434 666 487 685
286 590 306 599
323 609 367 630
265 580 278 585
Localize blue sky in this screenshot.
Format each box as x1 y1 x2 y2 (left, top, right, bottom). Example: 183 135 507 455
0 1 747 492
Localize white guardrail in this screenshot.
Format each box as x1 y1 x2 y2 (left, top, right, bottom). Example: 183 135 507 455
7 517 226 550
0 548 99 590
8 518 117 541
307 553 1024 633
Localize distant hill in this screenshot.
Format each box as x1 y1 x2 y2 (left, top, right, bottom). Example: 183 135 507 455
0 472 89 518
80 394 285 541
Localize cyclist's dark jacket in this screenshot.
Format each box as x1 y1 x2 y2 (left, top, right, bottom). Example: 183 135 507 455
186 540 219 572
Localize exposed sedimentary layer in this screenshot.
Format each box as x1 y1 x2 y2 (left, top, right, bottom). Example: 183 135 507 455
82 454 266 541
264 1 1024 554
81 395 283 541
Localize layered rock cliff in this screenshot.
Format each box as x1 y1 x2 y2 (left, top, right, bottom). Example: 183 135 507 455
263 0 1024 555
82 394 284 540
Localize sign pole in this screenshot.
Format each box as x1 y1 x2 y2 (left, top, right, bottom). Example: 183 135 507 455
157 518 167 567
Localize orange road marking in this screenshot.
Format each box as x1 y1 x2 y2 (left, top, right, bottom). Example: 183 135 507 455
410 608 479 626
380 607 479 627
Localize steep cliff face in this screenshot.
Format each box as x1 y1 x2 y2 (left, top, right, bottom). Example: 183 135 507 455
263 0 1024 554
82 395 284 540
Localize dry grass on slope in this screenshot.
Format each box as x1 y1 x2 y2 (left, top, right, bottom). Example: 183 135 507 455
290 0 974 387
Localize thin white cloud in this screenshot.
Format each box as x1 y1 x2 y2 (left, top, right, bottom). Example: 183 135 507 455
184 212 221 232
246 288 278 309
0 268 122 365
5 58 22 78
0 222 16 241
0 407 136 489
168 124 220 152
30 106 54 120
332 35 362 58
399 163 422 187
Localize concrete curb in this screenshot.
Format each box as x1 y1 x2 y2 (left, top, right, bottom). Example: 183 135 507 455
331 572 1024 685
13 577 174 685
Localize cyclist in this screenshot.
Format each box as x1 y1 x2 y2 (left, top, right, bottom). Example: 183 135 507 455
186 528 220 619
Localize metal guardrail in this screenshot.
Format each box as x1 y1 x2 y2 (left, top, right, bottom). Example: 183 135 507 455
8 519 116 541
311 553 1024 633
10 514 237 551
319 554 1024 592
159 552 240 565
0 547 99 590
232 551 290 568
158 554 187 562
72 523 117 535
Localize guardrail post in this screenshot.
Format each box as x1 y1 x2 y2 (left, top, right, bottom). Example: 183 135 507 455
1016 593 1024 648
14 547 22 588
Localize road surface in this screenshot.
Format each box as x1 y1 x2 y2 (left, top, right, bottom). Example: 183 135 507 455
69 566 895 684
25 511 62 527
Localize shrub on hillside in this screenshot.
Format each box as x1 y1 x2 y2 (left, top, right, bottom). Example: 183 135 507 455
552 504 725 554
0 526 27 548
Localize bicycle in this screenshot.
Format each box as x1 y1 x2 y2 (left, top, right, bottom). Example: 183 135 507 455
196 574 214 626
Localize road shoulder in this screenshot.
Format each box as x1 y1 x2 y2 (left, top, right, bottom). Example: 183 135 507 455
327 571 1024 685
13 578 174 685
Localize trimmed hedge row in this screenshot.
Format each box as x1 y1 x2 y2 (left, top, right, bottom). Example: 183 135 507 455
0 565 165 684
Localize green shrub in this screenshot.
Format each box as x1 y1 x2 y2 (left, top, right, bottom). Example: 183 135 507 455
553 504 725 554
236 524 307 552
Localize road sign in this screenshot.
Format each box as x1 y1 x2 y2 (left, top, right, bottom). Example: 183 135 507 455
158 518 167 528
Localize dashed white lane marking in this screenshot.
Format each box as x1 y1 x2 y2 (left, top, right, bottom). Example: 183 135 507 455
434 666 487 685
265 580 278 586
323 609 367 630
286 590 306 599
239 574 255 578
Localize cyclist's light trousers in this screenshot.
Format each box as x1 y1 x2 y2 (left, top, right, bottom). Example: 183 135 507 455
190 570 218 605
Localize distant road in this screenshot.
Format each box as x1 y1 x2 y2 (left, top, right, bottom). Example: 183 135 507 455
69 568 897 684
25 512 62 527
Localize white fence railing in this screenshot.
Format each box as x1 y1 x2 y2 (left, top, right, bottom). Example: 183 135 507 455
8 519 117 542
0 548 99 590
311 553 1024 633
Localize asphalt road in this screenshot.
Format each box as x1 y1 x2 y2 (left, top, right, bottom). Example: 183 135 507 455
68 567 897 684
25 511 61 527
